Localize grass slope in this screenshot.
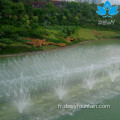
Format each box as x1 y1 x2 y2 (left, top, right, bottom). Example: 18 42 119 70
0 27 120 55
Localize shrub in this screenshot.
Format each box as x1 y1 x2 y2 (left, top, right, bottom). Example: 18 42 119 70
30 27 44 38
0 38 13 44
10 34 19 39
0 25 14 38
0 43 7 48
46 34 66 43
15 38 26 44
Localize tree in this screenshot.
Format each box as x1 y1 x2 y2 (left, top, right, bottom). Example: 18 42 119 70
0 0 13 21
43 2 57 25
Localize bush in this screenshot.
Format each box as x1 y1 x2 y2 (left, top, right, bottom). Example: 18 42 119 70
10 34 19 39
30 27 44 38
45 26 77 38
0 43 7 48
11 25 31 37
0 38 13 44
0 31 5 38
0 25 14 38
46 34 66 43
15 38 27 44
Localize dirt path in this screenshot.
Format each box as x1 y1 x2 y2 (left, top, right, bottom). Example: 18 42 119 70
93 30 102 38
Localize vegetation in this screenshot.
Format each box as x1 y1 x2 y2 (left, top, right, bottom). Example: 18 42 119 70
0 0 120 54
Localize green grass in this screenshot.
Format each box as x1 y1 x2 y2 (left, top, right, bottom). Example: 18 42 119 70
98 30 120 39
71 28 120 41
71 28 97 40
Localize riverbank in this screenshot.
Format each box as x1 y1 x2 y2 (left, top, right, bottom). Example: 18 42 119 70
0 27 120 57
0 39 94 58
1 38 120 58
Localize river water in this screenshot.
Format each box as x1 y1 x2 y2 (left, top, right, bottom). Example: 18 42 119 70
0 39 120 120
